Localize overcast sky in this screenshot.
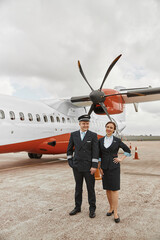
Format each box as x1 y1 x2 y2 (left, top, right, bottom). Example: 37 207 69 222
0 0 160 135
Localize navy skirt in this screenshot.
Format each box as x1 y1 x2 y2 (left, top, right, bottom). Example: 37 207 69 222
102 168 120 191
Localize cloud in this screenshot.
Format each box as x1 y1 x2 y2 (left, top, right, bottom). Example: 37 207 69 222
123 102 160 135
0 0 160 134
141 101 160 116
0 76 15 95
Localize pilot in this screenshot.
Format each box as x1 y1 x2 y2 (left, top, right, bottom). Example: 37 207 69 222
67 114 99 218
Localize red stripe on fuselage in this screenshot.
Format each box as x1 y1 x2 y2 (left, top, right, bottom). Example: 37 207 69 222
0 133 104 155
0 134 70 154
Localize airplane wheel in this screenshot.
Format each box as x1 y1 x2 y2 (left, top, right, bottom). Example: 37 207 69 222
28 153 42 159
35 154 42 159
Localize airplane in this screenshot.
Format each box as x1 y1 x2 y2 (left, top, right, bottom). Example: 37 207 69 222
0 54 160 159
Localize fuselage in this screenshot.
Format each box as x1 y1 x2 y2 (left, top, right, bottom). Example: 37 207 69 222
0 94 125 155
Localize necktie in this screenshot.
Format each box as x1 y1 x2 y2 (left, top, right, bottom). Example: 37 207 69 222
81 132 85 141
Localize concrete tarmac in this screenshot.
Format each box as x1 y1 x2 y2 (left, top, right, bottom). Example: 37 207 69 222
0 141 160 240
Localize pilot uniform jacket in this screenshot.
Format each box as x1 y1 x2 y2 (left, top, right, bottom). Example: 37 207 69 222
67 130 99 172
99 136 131 170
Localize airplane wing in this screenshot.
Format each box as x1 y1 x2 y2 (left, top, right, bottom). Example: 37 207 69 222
70 86 160 106
118 87 160 104
42 98 88 116
43 86 160 116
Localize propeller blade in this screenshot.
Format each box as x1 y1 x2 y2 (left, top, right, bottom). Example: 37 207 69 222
88 104 95 116
104 92 146 98
78 60 94 91
99 102 112 121
104 93 124 98
71 95 90 103
99 54 122 90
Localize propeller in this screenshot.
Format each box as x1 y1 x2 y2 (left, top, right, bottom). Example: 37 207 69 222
78 61 93 91
71 55 160 132
99 54 122 90
76 54 122 120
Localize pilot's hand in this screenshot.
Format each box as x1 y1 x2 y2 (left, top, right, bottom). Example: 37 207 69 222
90 167 97 175
68 158 73 168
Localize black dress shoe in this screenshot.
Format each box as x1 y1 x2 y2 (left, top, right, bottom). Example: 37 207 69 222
69 208 81 216
89 211 96 218
106 210 114 216
114 216 120 223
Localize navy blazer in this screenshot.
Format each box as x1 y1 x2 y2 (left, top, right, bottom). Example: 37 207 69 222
67 130 99 172
99 136 131 170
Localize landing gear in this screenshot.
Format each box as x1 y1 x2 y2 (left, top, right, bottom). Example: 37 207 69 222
28 153 42 159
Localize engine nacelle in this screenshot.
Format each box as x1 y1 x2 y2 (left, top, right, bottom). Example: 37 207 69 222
94 89 124 115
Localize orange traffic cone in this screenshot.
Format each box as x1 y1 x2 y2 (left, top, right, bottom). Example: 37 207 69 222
94 162 102 180
133 146 139 160
129 143 132 150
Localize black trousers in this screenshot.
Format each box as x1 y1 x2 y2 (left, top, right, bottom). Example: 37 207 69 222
73 168 96 211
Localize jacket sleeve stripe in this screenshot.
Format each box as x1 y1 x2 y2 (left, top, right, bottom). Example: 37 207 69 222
92 158 99 163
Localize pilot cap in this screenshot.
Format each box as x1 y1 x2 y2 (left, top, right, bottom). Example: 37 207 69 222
78 114 90 122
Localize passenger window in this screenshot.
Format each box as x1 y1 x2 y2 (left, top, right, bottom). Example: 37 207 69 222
67 117 71 123
36 114 41 122
43 115 48 122
50 116 54 122
0 110 5 119
28 113 33 121
9 111 15 120
62 117 66 123
56 116 60 122
19 112 25 121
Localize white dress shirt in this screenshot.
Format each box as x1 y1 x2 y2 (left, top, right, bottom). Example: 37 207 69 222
80 131 86 140
104 135 113 148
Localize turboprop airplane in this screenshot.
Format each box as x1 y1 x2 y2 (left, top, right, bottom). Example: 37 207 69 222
0 54 160 159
